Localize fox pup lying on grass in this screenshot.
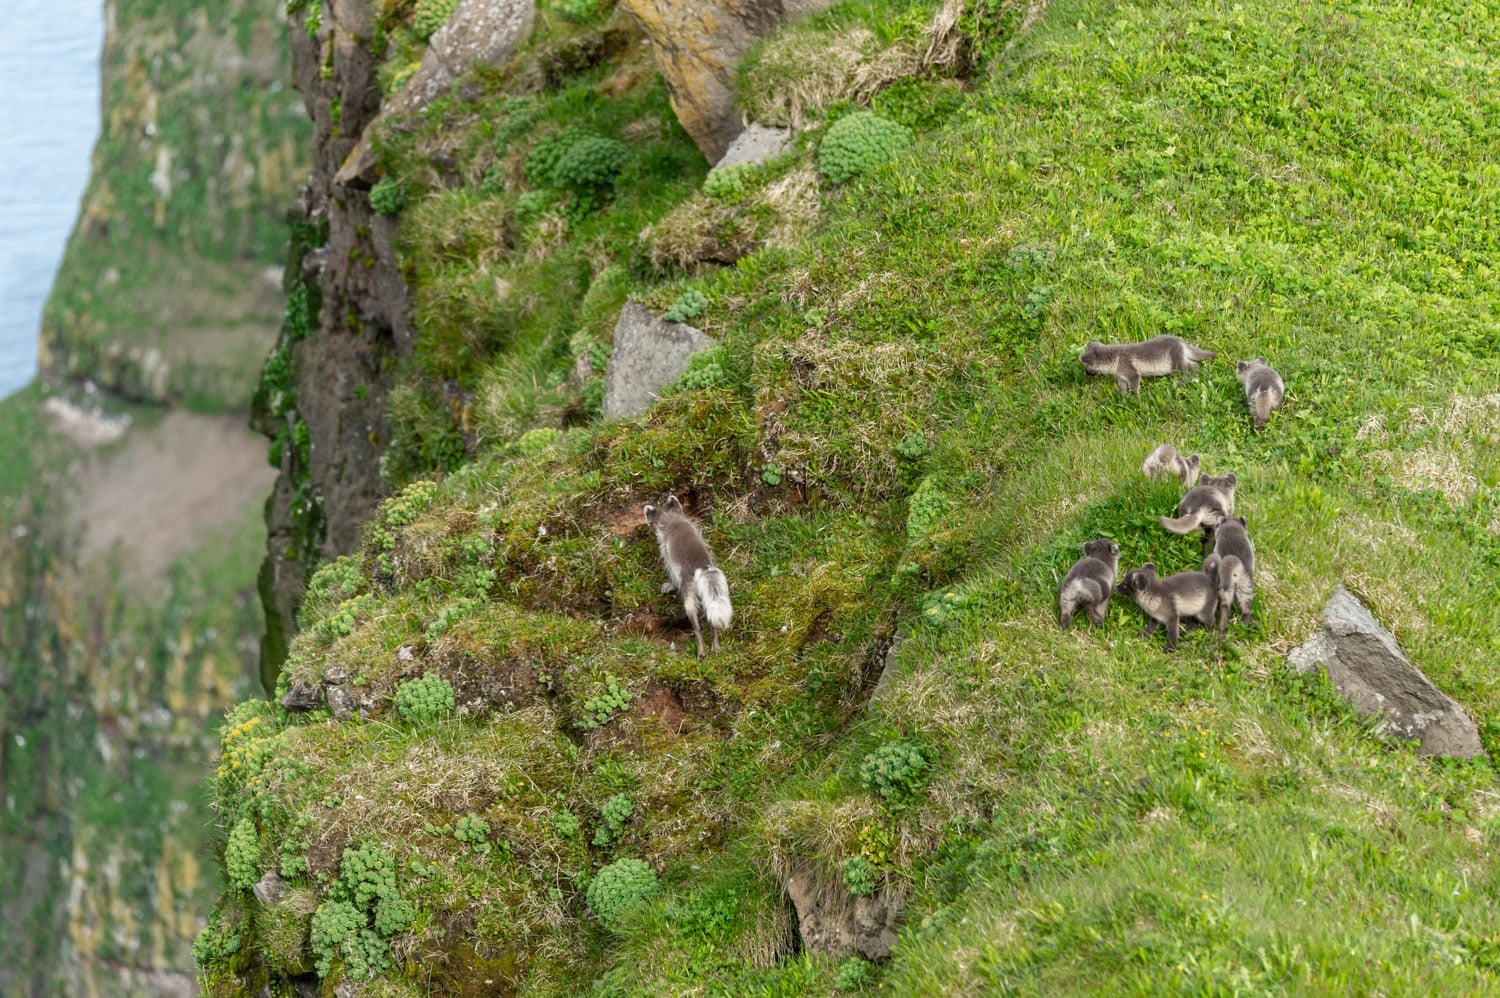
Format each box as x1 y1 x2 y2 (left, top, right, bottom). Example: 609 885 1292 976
1080 335 1215 393
1118 563 1216 651
1059 538 1120 628
644 496 732 659
1142 444 1201 486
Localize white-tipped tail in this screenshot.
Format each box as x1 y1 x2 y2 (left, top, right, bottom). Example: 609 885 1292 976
695 567 732 631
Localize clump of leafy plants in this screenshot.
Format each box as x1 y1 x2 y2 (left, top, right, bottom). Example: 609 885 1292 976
393 674 456 722
662 289 709 324
412 0 459 39
841 854 880 896
225 816 261 889
858 741 930 805
586 858 660 930
593 793 635 847
309 843 415 979
369 176 408 217
577 674 630 729
454 813 492 852
703 162 760 203
819 112 913 183
525 127 594 187
550 137 630 215
906 476 949 539
834 956 876 991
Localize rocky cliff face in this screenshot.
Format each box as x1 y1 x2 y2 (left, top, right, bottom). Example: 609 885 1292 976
253 0 413 687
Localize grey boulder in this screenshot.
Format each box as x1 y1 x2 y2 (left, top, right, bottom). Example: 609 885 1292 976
602 303 715 420
1288 585 1485 758
713 123 794 171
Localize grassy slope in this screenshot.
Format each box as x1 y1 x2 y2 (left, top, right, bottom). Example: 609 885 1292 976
204 0 1500 993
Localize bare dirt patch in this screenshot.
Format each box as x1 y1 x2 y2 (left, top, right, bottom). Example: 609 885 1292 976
67 410 274 582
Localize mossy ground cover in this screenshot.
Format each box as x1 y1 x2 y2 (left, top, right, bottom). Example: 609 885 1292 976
206 0 1500 992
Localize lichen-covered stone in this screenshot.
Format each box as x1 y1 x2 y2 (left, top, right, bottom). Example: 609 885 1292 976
783 862 904 959
621 0 836 162
602 303 716 419
1288 585 1485 758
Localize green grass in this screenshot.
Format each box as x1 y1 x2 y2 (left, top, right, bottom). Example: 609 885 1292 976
205 0 1500 992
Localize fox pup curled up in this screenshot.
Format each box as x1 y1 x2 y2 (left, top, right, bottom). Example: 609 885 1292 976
644 496 732 659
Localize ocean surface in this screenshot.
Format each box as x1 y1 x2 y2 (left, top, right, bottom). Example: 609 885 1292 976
0 0 104 400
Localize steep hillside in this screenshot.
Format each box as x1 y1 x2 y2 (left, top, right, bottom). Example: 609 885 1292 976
203 0 1500 993
0 1 307 994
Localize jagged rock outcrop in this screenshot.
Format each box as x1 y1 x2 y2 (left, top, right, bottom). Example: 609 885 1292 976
1289 585 1485 758
621 0 836 162
337 0 536 185
713 123 794 170
258 2 418 684
783 863 905 959
602 303 715 419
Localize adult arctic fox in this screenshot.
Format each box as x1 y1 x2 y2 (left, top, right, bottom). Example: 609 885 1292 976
644 495 732 659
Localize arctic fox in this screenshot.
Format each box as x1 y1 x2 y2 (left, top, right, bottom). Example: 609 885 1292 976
1080 335 1215 393
1142 444 1201 486
1201 515 1255 632
1158 472 1238 542
1117 563 1216 651
1059 538 1121 628
644 495 732 659
1236 358 1285 430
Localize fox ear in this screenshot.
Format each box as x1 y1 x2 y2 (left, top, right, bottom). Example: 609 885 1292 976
665 495 684 513
1225 473 1237 484
1257 357 1266 365
1142 562 1156 574
1237 360 1248 373
643 504 658 526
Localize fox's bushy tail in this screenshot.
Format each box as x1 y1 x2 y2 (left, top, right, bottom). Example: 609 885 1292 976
695 567 732 631
1159 507 1211 535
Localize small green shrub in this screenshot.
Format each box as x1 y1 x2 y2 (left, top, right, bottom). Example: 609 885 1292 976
858 742 930 804
577 674 631 730
671 347 726 393
426 598 476 640
454 813 491 851
369 176 408 217
906 477 949 539
339 844 401 910
841 854 879 896
515 188 558 224
586 858 660 930
310 899 365 978
393 674 456 722
225 816 261 890
662 289 708 324
551 137 630 215
593 793 634 847
315 593 376 642
517 426 563 456
818 112 913 184
373 895 417 936
895 432 928 461
833 956 876 991
525 127 594 187
192 912 242 966
550 809 582 840
412 0 459 39
703 162 760 203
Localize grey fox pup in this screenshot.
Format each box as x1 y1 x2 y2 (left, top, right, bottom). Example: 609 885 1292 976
1142 444 1201 486
644 496 732 659
1080 335 1215 393
1201 554 1252 637
1059 538 1120 628
1117 563 1216 651
1237 358 1284 430
1158 472 1237 541
1201 515 1255 632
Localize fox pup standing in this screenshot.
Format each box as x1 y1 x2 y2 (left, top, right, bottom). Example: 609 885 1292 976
1158 472 1237 544
1059 538 1120 628
1236 358 1284 430
644 496 732 659
1118 563 1216 651
1201 515 1255 632
1079 335 1215 393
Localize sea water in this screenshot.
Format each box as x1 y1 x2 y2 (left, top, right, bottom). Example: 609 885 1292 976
0 0 104 400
